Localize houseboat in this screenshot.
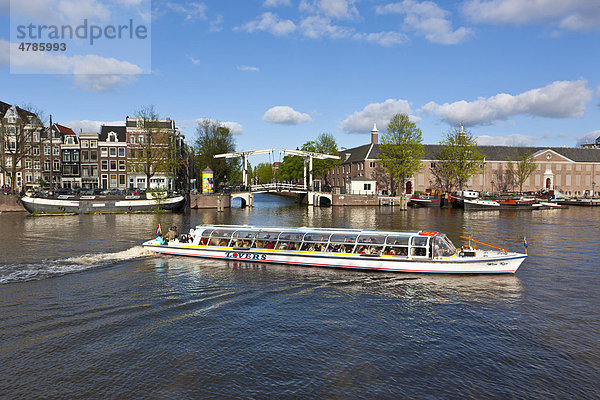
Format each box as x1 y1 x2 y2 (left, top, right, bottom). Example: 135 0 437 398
21 193 185 214
143 225 527 274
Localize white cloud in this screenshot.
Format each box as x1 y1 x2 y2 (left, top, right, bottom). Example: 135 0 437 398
209 14 224 32
193 118 244 135
340 99 417 133
166 2 207 22
300 15 353 39
299 0 359 20
421 80 593 126
355 31 408 46
236 12 296 36
10 0 111 24
263 0 291 7
376 0 473 44
237 65 260 72
64 119 124 133
476 134 536 146
6 40 142 91
221 121 244 135
575 130 600 146
262 106 312 125
188 55 201 65
463 0 600 31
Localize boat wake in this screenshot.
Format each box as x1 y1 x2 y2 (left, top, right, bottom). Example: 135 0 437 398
0 246 154 285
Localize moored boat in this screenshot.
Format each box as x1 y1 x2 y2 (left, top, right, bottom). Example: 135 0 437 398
21 193 186 214
409 194 442 207
143 225 527 274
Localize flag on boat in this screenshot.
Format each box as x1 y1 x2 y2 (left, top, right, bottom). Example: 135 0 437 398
523 237 528 253
156 224 162 237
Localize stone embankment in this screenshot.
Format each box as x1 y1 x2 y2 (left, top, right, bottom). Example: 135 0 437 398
0 194 26 212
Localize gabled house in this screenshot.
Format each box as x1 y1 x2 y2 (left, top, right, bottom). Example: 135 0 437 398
99 125 127 190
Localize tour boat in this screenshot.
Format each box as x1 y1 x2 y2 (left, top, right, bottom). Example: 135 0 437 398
143 225 527 274
21 193 186 214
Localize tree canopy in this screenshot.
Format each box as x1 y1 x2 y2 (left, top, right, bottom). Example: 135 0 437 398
507 151 537 193
378 113 424 193
433 126 484 191
194 119 240 187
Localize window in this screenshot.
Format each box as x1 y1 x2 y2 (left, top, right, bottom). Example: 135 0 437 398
118 148 125 157
101 147 108 157
81 151 89 162
364 183 372 191
44 145 50 155
370 162 375 168
118 160 125 171
119 174 126 186
33 132 40 141
90 165 98 177
26 173 32 183
110 160 117 170
110 147 116 156
64 165 72 175
53 160 60 171
53 146 60 156
44 160 50 171
63 152 70 162
90 150 98 161
72 152 79 162
82 166 89 177
90 140 97 148
5 158 12 168
101 160 108 171
130 135 136 144
34 160 40 169
33 146 40 155
108 132 118 142
66 137 74 145
8 115 16 123
110 174 117 186
81 140 88 148
25 159 32 169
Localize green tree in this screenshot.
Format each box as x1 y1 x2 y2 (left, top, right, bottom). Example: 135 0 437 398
435 126 484 191
194 119 240 187
129 105 182 189
301 132 341 187
253 162 274 183
278 154 303 182
507 151 537 193
378 113 424 194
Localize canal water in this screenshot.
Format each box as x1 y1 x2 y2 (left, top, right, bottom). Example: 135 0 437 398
1 194 599 399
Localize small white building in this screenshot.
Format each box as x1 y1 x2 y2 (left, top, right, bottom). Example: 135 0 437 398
349 176 376 195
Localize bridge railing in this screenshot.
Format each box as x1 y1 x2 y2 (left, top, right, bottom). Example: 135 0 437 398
250 183 309 192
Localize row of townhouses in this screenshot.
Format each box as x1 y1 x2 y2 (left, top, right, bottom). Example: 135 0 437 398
329 125 600 197
0 101 189 192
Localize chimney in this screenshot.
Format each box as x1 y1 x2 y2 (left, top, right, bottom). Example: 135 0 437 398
371 123 378 144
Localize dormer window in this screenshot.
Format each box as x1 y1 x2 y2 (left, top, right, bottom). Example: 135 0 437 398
108 132 118 142
66 137 74 145
8 115 16 123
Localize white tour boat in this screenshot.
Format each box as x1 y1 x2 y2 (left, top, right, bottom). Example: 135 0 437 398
143 225 527 274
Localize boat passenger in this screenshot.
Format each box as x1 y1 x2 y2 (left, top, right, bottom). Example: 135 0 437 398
266 241 275 249
155 233 167 245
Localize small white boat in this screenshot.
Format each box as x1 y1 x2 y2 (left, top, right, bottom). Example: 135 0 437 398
143 225 527 274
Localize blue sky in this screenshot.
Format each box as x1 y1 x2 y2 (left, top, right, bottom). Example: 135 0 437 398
1 0 599 162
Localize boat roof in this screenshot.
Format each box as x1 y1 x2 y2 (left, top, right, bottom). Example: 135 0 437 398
194 224 429 237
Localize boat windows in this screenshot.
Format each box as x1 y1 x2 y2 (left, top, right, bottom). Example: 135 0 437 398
329 234 358 253
300 232 331 251
200 229 214 245
384 235 410 256
432 236 457 258
231 231 256 248
255 231 281 249
410 236 429 257
275 232 304 251
210 229 236 247
355 235 386 254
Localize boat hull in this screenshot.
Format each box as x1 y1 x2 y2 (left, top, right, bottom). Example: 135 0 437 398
143 241 526 274
21 195 186 214
409 198 442 207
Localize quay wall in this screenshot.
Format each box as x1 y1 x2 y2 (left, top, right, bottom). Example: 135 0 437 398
0 194 26 212
332 194 379 206
189 194 231 209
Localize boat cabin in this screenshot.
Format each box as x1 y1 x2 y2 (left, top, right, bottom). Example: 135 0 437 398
192 225 457 259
